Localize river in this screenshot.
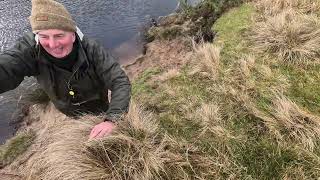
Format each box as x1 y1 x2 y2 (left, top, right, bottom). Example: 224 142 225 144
0 0 199 144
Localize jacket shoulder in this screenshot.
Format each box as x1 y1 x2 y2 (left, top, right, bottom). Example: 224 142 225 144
16 32 37 48
80 36 116 64
80 36 102 51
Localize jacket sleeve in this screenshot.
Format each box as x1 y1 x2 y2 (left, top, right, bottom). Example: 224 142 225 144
91 41 131 121
0 34 38 93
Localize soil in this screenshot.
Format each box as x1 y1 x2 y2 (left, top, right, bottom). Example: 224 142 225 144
124 37 193 80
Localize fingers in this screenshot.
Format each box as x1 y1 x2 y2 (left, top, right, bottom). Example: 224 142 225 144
89 127 102 139
89 121 116 140
95 129 110 139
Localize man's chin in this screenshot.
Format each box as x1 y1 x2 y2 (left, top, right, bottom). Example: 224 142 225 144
51 52 66 59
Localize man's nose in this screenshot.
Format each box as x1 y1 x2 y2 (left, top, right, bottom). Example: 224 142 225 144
48 38 57 48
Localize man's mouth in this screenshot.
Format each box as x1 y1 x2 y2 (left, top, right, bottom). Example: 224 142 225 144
52 47 63 54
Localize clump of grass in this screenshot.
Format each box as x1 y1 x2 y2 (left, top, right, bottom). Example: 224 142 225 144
250 9 320 63
190 42 221 79
83 103 165 180
255 0 320 16
195 103 235 140
155 69 180 82
0 130 35 167
148 25 184 41
84 103 231 179
266 94 320 150
22 102 225 179
228 55 256 91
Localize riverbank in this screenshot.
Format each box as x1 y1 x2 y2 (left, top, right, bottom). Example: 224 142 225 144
2 0 320 179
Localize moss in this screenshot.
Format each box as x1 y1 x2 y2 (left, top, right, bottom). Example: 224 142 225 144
132 68 161 96
0 130 36 166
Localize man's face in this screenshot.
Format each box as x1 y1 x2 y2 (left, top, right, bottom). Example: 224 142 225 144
38 29 75 58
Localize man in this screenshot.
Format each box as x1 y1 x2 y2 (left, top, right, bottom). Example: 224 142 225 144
0 0 131 139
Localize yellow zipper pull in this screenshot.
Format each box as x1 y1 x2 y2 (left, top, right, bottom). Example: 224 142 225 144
69 90 75 98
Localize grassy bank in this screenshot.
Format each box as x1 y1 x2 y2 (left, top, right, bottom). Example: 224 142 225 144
133 0 320 179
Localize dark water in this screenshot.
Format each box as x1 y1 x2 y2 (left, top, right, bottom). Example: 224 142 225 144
0 0 199 144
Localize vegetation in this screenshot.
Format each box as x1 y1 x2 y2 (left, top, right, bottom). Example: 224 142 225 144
133 0 320 178
0 130 35 168
147 0 244 42
2 0 320 179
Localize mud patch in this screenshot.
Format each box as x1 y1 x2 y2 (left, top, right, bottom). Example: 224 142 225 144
124 38 193 80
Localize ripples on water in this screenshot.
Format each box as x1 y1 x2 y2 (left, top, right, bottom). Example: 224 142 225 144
0 0 199 143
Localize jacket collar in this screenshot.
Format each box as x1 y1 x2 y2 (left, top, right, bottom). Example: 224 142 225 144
76 27 84 41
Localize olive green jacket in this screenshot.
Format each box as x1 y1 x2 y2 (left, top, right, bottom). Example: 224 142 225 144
0 30 131 121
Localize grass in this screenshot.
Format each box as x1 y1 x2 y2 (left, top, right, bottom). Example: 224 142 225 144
255 0 320 16
213 3 254 64
147 0 244 42
3 0 320 179
280 65 320 115
131 68 161 96
132 1 320 179
0 130 35 167
250 9 320 63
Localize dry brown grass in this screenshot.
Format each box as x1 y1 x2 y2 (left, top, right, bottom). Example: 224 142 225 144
250 9 320 63
12 102 229 180
195 103 235 140
228 55 256 91
245 92 320 151
155 69 180 82
190 42 221 79
255 0 320 16
267 94 320 150
281 166 307 180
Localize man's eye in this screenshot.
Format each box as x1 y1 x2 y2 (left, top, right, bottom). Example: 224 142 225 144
39 36 48 39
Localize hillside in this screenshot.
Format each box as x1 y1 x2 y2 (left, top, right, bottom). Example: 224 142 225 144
1 0 320 179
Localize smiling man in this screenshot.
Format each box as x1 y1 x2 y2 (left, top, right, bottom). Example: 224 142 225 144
0 0 131 139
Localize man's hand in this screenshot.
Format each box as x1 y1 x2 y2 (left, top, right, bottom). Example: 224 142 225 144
89 121 115 139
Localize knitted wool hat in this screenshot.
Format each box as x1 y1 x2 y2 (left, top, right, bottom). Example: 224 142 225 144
29 0 76 32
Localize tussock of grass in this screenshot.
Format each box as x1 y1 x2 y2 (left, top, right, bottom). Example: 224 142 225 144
250 9 320 63
255 0 320 16
228 55 256 91
190 43 221 79
195 103 236 141
267 94 320 150
21 103 227 179
83 103 166 180
155 69 180 82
